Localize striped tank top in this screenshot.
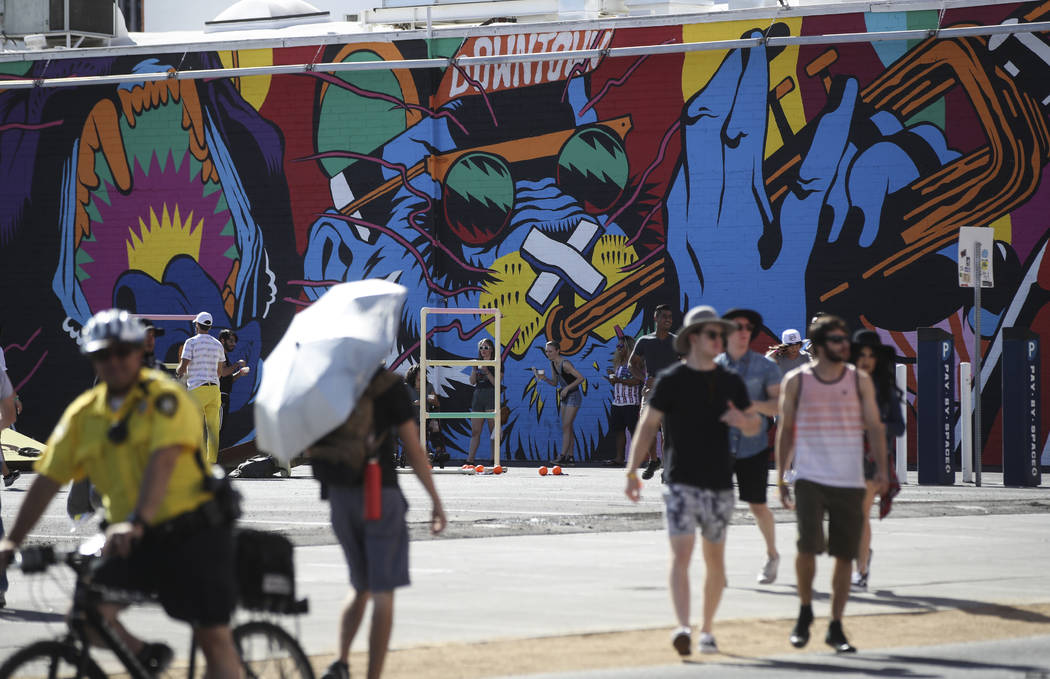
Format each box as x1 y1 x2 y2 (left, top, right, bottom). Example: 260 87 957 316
793 363 865 488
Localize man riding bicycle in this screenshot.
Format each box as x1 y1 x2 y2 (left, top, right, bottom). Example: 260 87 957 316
0 309 242 678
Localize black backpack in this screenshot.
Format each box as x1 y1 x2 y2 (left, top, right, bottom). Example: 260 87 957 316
229 454 281 478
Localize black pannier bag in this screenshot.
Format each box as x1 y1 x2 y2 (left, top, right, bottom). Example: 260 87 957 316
235 529 302 613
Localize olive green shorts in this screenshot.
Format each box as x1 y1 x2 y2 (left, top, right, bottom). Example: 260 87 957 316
794 479 865 560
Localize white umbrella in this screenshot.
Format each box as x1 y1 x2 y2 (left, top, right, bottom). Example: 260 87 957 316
254 279 408 461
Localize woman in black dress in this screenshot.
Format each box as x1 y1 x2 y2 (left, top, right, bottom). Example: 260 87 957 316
466 338 497 464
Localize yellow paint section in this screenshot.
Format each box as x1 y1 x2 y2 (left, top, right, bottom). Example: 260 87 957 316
479 252 551 358
218 49 273 111
682 18 804 157
126 205 203 281
990 214 1012 243
573 234 639 341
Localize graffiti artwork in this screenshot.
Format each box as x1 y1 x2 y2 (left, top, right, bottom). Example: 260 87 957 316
2 1 1050 465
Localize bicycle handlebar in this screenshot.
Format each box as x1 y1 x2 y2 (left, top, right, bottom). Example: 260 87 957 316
17 543 95 575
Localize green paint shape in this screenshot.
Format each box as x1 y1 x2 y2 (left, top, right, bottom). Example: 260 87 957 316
315 50 408 178
220 219 235 236
91 160 114 207
75 248 95 282
0 61 30 77
119 100 185 176
223 245 240 260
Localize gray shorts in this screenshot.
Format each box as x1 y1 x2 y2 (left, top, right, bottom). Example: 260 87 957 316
663 484 735 543
328 485 410 592
561 388 582 407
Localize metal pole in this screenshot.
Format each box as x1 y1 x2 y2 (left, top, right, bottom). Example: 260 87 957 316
974 241 983 488
419 308 428 455
960 361 972 483
493 309 501 468
895 363 908 484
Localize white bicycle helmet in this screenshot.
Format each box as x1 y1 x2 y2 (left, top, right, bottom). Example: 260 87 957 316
80 309 147 354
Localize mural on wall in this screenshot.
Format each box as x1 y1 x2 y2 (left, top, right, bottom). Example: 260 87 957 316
3 1 1050 465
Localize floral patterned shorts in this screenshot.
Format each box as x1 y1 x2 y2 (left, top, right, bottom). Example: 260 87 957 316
663 484 735 542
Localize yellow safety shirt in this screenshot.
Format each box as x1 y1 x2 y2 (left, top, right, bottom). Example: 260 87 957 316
36 368 212 525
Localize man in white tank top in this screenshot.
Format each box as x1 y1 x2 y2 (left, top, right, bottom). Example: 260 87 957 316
774 315 888 654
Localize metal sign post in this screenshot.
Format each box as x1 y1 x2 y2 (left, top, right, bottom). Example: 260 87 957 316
958 227 994 488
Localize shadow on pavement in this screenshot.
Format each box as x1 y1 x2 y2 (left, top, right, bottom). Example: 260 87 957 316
737 584 1050 624
702 655 938 677
715 650 1050 677
0 607 66 622
867 592 1050 623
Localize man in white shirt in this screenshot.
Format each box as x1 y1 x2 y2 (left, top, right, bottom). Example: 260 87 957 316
176 312 225 464
0 334 21 488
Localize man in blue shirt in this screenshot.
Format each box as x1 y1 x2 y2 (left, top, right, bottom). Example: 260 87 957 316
716 308 783 585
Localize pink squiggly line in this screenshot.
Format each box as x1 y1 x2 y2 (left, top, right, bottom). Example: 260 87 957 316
298 149 435 213
626 202 662 247
501 327 521 363
580 39 676 116
319 212 486 297
3 328 42 355
0 120 63 132
561 30 610 103
604 120 681 229
288 279 344 287
305 71 469 136
298 151 488 275
392 317 497 369
13 351 48 394
283 296 312 307
620 244 666 273
450 62 497 128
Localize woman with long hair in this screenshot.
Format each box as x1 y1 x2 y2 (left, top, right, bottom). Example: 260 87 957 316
849 329 905 591
466 338 498 464
606 336 642 466
532 340 585 464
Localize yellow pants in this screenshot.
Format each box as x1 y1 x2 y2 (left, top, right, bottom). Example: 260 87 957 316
190 384 222 465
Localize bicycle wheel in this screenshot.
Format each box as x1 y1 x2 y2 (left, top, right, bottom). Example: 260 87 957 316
0 640 106 679
233 621 315 679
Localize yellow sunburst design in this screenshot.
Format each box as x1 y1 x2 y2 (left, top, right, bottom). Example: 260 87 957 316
126 204 203 281
480 251 553 358
573 234 639 341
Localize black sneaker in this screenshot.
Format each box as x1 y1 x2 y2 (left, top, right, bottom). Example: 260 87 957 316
789 606 813 648
826 620 856 653
321 660 350 679
137 642 174 676
641 458 661 480
3 470 20 487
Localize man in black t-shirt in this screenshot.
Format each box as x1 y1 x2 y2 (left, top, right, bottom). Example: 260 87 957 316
626 306 760 657
629 304 678 478
312 370 447 679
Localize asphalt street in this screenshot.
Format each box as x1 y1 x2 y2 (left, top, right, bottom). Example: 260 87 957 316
0 467 1048 678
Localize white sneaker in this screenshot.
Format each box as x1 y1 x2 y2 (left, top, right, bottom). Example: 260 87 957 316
757 554 779 584
698 632 718 654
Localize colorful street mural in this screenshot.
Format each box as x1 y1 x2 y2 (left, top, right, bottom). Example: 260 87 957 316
3 1 1050 466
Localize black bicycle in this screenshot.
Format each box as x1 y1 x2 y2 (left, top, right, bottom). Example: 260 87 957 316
0 537 315 679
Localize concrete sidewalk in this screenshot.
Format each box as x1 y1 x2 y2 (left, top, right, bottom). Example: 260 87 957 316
2 512 1047 673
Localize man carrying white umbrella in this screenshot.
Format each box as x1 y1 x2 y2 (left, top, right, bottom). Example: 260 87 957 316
254 280 446 679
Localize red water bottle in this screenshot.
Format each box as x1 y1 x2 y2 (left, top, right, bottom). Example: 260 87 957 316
364 457 382 521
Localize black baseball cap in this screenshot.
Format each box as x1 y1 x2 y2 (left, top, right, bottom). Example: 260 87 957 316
141 318 166 336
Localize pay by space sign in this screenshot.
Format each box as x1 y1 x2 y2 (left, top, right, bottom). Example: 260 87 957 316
1002 329 1041 486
